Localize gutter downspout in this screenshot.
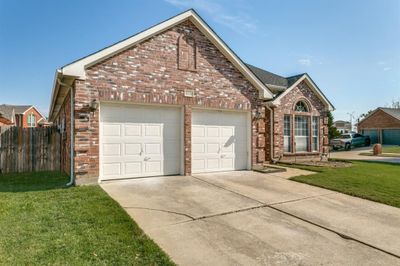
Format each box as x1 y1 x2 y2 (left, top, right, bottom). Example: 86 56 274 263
264 102 280 163
57 78 75 187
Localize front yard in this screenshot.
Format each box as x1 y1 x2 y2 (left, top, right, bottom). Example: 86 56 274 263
288 161 400 208
359 145 400 157
0 172 174 265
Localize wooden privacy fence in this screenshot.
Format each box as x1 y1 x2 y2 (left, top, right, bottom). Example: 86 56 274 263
0 126 61 174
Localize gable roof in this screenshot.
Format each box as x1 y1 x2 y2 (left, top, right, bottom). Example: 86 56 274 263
270 73 335 111
0 104 36 122
49 9 274 120
359 107 400 124
246 64 333 111
246 64 288 89
380 107 400 121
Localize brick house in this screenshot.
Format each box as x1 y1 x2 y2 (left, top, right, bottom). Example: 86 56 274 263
0 104 47 128
358 107 400 145
48 10 334 183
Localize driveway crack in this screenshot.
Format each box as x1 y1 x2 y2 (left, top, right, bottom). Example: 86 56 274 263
123 206 195 220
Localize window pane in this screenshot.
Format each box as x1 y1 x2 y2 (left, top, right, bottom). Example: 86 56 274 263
284 115 291 152
312 117 319 151
295 116 309 152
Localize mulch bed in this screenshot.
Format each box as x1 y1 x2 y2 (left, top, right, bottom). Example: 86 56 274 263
281 160 352 168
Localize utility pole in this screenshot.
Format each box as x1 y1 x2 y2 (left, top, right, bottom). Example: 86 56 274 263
347 111 355 132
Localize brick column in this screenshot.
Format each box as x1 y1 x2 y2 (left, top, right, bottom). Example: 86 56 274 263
74 79 99 178
183 105 192 176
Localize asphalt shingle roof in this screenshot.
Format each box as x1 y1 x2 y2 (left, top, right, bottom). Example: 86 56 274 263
380 107 400 121
0 104 32 121
246 63 305 96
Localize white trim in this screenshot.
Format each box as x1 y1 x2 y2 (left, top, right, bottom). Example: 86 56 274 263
50 10 273 120
272 74 334 111
22 106 46 120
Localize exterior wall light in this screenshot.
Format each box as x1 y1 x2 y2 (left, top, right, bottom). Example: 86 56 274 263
89 99 99 111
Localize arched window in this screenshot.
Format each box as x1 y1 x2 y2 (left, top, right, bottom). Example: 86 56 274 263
294 101 309 112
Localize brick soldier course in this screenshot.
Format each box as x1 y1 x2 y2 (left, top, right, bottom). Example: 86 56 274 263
48 9 334 181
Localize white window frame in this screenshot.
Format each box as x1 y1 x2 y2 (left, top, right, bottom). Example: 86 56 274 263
295 116 309 152
27 113 36 127
284 115 291 152
312 116 319 152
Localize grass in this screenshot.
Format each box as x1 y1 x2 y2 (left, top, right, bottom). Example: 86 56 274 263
0 171 174 265
288 161 400 208
382 146 400 154
359 152 400 157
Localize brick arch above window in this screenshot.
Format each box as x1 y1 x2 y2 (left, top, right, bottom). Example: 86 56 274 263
178 34 197 71
293 99 312 113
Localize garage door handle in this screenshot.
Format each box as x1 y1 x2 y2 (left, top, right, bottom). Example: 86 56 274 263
144 157 150 161
221 154 226 158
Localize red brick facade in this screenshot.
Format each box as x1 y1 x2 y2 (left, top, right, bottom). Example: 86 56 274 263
53 19 329 179
15 107 44 128
270 81 329 161
358 109 400 129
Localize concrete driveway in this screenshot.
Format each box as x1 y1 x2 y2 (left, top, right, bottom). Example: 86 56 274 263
101 170 400 265
329 146 400 163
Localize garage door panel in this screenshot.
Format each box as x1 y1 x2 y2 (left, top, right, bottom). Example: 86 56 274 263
145 161 162 173
125 162 142 175
103 124 121 136
102 143 121 156
103 162 121 176
144 143 161 155
192 126 205 137
125 143 141 156
192 143 205 153
206 143 220 153
192 110 248 173
383 129 400 145
145 124 162 137
206 158 220 169
100 104 181 180
124 124 141 136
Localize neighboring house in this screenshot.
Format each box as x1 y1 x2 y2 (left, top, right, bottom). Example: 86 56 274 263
48 9 334 182
358 107 400 145
0 104 47 128
333 120 352 133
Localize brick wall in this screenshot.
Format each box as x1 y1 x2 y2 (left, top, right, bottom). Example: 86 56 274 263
53 19 331 178
271 81 329 160
20 107 43 128
72 20 266 178
358 109 400 129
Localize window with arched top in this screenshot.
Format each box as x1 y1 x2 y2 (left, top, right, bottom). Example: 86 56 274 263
294 101 309 112
178 34 197 71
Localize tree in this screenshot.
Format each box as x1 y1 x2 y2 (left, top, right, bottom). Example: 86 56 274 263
327 111 340 139
386 98 400 109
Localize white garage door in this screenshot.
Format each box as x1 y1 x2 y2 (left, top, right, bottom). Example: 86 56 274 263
192 109 249 173
100 104 181 180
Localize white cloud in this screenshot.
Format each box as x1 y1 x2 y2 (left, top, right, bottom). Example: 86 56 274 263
164 0 257 34
383 67 392 71
298 58 311 66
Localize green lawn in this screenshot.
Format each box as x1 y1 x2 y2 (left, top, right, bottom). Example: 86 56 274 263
382 146 400 154
0 171 174 265
288 161 400 208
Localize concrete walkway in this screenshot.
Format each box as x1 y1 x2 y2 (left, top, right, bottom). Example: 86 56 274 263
101 170 400 265
329 146 400 163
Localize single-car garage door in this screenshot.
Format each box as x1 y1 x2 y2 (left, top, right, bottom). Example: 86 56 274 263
100 103 181 181
383 129 400 145
192 109 249 173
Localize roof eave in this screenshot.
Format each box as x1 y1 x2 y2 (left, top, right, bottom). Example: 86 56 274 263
272 74 335 111
59 9 274 99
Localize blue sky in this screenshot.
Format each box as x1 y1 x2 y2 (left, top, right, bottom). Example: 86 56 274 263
0 0 399 121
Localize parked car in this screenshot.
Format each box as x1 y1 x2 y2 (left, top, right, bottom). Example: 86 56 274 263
330 133 371 150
